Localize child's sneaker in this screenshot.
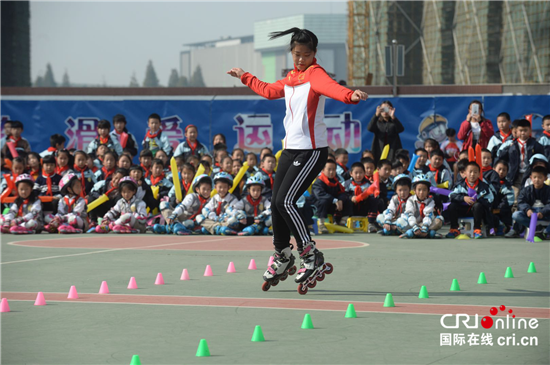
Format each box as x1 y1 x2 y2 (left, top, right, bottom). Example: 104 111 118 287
153 224 167 234
216 226 237 235
504 229 519 238
10 226 33 234
473 229 483 239
95 224 110 233
58 224 82 234
445 229 460 238
317 219 329 234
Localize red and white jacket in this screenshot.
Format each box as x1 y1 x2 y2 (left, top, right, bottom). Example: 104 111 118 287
241 59 358 150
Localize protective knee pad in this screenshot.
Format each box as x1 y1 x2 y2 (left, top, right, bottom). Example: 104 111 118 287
183 219 195 229
24 219 38 230
395 217 409 232
376 214 386 226
172 222 188 234
195 214 206 225
242 225 257 235
201 227 211 235
117 213 132 225
44 213 55 224
67 214 83 228
264 216 272 227
159 201 171 211
225 215 239 229
429 217 443 231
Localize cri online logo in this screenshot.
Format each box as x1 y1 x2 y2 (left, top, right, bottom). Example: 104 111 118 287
441 305 539 330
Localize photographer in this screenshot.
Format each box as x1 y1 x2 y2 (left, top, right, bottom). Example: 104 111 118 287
457 100 494 150
367 100 405 163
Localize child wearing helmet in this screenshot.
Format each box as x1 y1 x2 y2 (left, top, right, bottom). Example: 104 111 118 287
230 173 272 236
399 174 444 239
447 161 495 239
0 174 43 234
376 174 412 235
97 177 147 233
50 173 88 234
159 173 213 235
200 172 239 235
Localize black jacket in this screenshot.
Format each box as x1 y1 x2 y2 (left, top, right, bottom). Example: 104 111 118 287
367 115 404 162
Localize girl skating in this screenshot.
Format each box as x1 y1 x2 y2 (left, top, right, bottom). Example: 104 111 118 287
227 27 368 294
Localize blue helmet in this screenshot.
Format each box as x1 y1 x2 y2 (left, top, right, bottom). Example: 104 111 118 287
412 174 431 189
213 172 233 186
245 173 265 189
192 174 212 192
392 174 412 190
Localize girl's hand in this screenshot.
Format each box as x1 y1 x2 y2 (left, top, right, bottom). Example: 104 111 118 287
466 112 471 122
351 89 368 102
227 68 245 79
390 107 396 119
375 105 381 117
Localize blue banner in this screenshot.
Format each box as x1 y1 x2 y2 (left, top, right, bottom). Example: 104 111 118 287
1 95 548 162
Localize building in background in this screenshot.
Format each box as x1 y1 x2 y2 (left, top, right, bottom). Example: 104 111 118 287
1 1 31 87
348 0 550 86
180 14 348 87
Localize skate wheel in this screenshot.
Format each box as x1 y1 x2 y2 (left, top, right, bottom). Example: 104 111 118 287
262 281 271 292
280 272 289 281
272 279 279 287
324 263 334 274
288 266 297 276
317 272 325 281
307 280 317 289
297 283 308 295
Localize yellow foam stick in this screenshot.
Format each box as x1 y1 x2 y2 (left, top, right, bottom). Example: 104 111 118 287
170 157 183 203
186 163 205 196
380 144 390 160
324 222 354 234
87 194 109 213
151 185 159 200
211 161 249 197
437 181 449 189
274 139 284 171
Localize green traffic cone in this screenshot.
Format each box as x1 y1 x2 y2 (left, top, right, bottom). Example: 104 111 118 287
251 325 265 342
130 355 141 365
477 272 487 284
301 314 314 329
504 267 514 278
450 279 460 291
528 262 537 273
383 293 395 307
345 303 357 318
195 339 210 357
418 285 429 299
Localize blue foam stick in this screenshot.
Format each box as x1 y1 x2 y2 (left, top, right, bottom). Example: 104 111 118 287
408 155 419 172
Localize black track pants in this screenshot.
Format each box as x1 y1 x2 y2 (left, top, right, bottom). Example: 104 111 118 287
271 147 328 251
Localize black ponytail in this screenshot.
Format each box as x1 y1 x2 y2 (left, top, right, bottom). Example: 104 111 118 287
269 28 318 53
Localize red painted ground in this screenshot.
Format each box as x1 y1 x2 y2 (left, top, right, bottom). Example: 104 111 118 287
2 292 549 318
11 236 367 251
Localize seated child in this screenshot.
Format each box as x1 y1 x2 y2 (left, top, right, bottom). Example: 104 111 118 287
142 113 173 156
129 165 158 213
230 174 272 236
481 148 500 192
538 115 550 157
396 151 410 175
487 112 512 160
161 162 195 217
55 149 73 177
88 168 128 226
335 148 349 183
110 114 138 157
145 159 174 201
259 147 273 162
378 159 393 202
139 149 153 179
27 152 42 180
411 148 430 177
94 151 117 181
174 124 209 160
244 152 260 178
399 174 443 239
232 148 245 162
376 174 411 235
446 162 494 239
86 119 123 156
1 156 26 198
92 144 109 170
0 174 43 234
72 150 97 198
391 160 404 177
160 174 212 235
96 177 147 234
117 153 133 170
212 149 228 175
522 154 550 187
492 160 515 235
220 156 233 174
200 172 240 235
428 150 452 188
40 134 66 158
506 166 550 239
313 160 352 234
440 128 462 168
1 121 31 157
33 155 62 214
49 173 88 234
259 153 277 196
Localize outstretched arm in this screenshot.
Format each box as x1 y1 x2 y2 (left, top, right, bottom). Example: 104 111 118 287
227 67 285 100
310 68 368 104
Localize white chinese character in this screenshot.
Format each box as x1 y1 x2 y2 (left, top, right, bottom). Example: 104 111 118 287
467 333 480 346
453 333 466 346
480 333 493 346
440 333 452 346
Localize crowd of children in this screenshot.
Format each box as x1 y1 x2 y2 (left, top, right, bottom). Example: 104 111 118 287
1 108 549 240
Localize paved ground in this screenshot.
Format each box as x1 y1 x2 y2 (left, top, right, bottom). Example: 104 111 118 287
1 232 549 364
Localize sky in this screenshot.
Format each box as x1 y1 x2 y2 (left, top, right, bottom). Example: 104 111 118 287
30 1 347 87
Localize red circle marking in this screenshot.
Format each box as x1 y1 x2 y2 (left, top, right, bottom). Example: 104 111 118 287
490 307 498 315
481 316 494 329
500 305 506 311
508 309 513 314
11 235 368 251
